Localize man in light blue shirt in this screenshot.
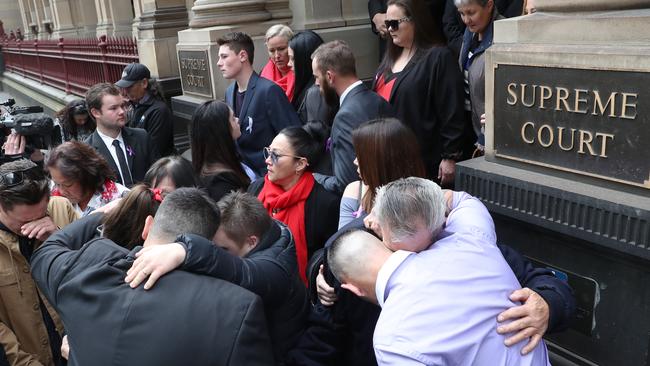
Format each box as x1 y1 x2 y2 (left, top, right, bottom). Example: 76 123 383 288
328 177 550 365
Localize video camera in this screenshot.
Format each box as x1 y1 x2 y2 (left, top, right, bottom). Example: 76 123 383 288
1 98 56 151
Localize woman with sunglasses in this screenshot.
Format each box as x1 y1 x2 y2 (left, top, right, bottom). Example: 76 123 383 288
249 126 339 284
54 99 95 144
190 100 253 202
373 0 466 187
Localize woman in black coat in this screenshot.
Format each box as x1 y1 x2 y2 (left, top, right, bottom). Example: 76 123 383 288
373 0 466 187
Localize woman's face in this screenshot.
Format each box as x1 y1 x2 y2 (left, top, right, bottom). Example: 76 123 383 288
265 134 304 189
50 167 90 205
73 113 88 126
287 46 295 72
386 4 414 48
266 36 291 73
457 0 494 35
228 108 241 140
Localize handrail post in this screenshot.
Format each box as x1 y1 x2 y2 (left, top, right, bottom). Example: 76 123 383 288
35 39 43 83
99 35 110 83
59 38 70 94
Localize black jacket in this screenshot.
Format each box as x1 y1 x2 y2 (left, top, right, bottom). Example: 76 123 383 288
31 214 274 366
176 221 309 364
200 171 249 202
373 47 465 178
85 127 160 187
314 83 393 195
131 95 175 157
287 217 576 366
249 178 340 268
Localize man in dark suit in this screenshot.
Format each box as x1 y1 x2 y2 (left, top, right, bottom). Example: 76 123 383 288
217 32 301 177
31 188 274 366
84 83 160 187
311 40 393 195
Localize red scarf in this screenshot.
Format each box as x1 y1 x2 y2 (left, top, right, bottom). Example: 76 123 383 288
261 59 295 102
258 172 315 284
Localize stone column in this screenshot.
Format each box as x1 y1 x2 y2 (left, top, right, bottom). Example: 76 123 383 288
95 0 133 37
188 0 270 29
16 0 32 39
132 0 143 39
49 0 80 38
69 0 97 37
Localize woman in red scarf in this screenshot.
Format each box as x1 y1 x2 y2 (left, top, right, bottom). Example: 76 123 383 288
249 127 340 284
261 24 295 101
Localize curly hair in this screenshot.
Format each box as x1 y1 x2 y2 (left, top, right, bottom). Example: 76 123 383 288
46 141 116 195
55 99 95 141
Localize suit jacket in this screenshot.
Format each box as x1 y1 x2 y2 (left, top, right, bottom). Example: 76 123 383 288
315 83 393 194
225 72 302 176
85 127 160 186
31 214 274 366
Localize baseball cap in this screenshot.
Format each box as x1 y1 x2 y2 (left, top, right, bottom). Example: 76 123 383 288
115 63 151 88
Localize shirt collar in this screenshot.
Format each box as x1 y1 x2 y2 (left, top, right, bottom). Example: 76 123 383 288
375 250 414 308
339 80 363 105
97 128 124 148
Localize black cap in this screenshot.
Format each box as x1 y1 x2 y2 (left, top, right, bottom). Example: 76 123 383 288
115 63 151 88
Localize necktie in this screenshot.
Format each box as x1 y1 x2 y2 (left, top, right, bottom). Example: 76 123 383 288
112 139 133 186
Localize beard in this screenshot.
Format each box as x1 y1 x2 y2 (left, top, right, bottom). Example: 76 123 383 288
320 78 339 109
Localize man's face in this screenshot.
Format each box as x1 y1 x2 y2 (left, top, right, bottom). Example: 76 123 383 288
381 218 433 253
122 79 147 102
91 94 126 131
0 196 48 236
217 45 244 80
312 59 339 107
213 228 251 257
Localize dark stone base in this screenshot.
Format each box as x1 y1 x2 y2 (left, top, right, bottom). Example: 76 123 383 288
170 93 210 153
456 158 650 365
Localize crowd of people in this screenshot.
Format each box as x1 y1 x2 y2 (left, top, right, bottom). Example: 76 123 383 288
0 0 572 365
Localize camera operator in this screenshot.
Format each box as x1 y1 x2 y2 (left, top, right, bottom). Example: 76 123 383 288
0 158 78 366
1 97 58 165
1 132 45 164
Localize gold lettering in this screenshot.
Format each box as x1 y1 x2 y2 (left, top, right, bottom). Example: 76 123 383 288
537 124 554 148
595 133 615 158
539 86 552 109
578 130 595 155
557 127 576 151
573 89 589 114
521 84 537 108
507 83 517 105
521 122 535 144
592 90 617 117
620 93 638 120
555 87 571 112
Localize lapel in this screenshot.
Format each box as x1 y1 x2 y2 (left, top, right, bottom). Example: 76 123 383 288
389 48 427 103
121 127 136 170
239 72 259 120
91 131 121 179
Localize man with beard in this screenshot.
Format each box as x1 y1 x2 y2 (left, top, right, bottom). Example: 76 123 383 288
310 40 394 195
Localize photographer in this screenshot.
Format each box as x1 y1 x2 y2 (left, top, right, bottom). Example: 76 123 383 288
1 98 57 164
0 159 77 366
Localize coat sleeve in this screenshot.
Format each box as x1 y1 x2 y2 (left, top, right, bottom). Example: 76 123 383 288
177 233 293 307
312 111 358 195
227 296 275 366
266 84 302 134
143 130 161 168
285 304 346 366
431 48 466 160
0 322 45 366
368 0 386 33
498 244 576 333
31 213 104 306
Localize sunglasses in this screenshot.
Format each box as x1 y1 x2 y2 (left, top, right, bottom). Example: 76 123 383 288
385 16 411 31
0 166 39 189
263 147 305 165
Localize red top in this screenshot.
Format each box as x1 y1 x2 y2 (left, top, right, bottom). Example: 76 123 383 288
261 59 295 102
375 72 397 102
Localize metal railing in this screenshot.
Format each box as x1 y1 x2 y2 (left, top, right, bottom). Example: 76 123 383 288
1 35 139 96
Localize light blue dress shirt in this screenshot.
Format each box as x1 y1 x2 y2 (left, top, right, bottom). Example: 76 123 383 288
373 192 550 366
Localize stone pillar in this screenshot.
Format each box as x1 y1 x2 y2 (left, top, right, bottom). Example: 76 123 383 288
69 0 97 37
49 0 79 38
95 0 133 37
456 1 650 365
132 0 143 39
16 0 32 38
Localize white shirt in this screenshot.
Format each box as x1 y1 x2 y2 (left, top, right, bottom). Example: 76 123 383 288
96 129 129 183
373 192 550 366
339 80 364 105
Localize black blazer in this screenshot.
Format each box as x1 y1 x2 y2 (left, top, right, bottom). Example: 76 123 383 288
31 214 274 366
85 127 160 186
315 83 393 195
225 72 302 176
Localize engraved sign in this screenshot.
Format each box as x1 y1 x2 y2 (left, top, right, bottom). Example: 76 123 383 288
178 50 213 98
493 64 650 188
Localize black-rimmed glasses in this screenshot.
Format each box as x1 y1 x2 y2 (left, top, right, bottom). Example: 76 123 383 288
263 147 306 165
385 16 411 31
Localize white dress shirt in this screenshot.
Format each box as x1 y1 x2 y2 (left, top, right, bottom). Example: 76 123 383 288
96 129 129 183
373 192 550 366
339 80 364 105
